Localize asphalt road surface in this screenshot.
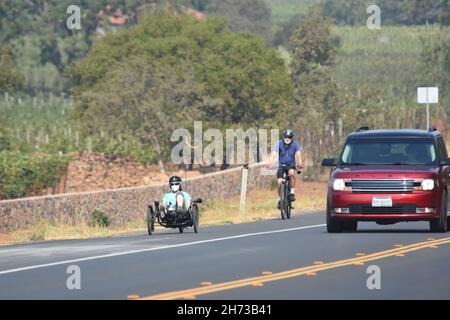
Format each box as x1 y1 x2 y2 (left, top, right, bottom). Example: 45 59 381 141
0 211 449 300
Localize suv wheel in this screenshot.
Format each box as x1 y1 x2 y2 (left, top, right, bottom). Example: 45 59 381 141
430 191 448 233
327 209 343 233
343 221 358 232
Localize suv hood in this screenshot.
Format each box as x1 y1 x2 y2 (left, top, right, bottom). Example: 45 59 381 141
334 165 438 179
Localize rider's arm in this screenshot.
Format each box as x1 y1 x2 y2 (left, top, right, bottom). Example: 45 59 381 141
295 142 303 168
295 150 302 166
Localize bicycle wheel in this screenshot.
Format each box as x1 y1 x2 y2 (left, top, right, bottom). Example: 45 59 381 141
280 185 287 220
286 186 292 220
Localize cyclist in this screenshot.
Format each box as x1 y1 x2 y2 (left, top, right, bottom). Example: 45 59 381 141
268 129 303 206
162 176 192 215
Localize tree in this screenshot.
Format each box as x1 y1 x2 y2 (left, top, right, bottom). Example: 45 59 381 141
290 7 340 77
286 7 343 174
0 46 24 94
0 113 11 151
78 57 205 173
70 13 293 166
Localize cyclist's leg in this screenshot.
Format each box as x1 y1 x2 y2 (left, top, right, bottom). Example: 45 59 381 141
176 192 186 212
276 168 284 198
276 168 284 208
288 168 297 200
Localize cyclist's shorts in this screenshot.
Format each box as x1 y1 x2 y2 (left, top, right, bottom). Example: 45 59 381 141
277 165 296 179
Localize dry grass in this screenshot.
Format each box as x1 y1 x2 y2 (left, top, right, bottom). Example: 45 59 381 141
200 181 327 226
0 181 327 246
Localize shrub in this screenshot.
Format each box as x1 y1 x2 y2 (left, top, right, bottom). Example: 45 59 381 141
90 209 112 228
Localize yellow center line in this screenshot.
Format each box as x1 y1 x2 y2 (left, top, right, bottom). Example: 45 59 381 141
136 237 450 300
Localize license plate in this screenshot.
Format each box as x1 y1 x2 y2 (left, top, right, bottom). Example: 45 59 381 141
372 197 393 208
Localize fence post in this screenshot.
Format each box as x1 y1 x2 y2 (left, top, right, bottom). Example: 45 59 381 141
239 164 249 219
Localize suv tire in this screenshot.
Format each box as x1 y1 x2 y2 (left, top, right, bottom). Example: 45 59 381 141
430 191 448 233
343 221 358 232
327 208 343 233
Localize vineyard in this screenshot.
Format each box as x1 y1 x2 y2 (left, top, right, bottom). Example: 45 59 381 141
332 25 449 97
0 94 159 200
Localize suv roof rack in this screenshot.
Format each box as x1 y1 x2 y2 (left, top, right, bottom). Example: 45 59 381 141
356 126 370 132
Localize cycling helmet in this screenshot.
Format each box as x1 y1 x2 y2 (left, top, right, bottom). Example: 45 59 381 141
283 129 295 138
169 176 183 192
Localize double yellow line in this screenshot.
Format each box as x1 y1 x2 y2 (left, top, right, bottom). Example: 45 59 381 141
136 237 450 300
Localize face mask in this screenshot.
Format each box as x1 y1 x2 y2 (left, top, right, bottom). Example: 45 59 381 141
284 138 292 145
171 184 180 192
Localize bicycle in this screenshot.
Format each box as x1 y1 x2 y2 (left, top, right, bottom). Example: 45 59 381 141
277 164 302 220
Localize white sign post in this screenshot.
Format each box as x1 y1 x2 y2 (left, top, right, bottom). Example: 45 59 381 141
417 87 439 130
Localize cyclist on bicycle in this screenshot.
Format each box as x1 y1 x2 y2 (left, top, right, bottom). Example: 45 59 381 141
268 129 303 205
162 176 192 215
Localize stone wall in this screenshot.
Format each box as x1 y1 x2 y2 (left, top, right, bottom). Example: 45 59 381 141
0 163 273 234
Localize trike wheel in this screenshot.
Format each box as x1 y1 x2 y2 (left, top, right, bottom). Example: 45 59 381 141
192 205 199 233
147 206 155 236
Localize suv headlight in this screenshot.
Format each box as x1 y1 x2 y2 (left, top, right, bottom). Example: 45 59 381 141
422 179 435 191
414 179 435 191
332 179 351 191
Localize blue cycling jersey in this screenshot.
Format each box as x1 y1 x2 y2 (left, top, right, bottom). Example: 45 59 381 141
272 140 302 167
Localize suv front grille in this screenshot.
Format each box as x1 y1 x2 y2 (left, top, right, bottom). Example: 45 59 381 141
349 204 417 215
349 179 415 193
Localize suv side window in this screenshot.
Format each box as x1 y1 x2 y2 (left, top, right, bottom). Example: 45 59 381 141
436 137 448 161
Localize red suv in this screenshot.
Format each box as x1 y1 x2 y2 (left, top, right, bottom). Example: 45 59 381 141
322 127 450 233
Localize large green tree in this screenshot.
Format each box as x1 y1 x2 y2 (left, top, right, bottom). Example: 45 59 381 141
70 13 292 165
286 7 343 171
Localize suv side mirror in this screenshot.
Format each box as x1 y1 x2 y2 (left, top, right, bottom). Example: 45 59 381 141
440 158 450 166
322 158 337 167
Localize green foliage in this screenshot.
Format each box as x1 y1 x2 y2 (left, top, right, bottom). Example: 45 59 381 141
333 25 448 97
0 151 70 199
421 33 450 95
70 13 293 163
0 46 24 94
290 7 340 76
286 6 343 172
90 209 112 228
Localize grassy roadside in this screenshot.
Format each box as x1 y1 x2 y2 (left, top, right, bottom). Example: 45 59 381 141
0 181 327 246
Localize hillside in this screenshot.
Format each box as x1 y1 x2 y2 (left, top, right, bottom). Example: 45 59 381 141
268 0 319 24
332 25 447 97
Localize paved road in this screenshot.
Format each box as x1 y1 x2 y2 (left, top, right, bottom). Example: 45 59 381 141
0 211 449 300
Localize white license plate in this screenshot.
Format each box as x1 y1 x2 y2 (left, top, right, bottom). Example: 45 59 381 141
372 197 393 208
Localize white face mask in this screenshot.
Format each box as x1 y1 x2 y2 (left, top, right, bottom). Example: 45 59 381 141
171 184 180 192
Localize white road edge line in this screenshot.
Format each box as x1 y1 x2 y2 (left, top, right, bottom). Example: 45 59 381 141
0 224 325 276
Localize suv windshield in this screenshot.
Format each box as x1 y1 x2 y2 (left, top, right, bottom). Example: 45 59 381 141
339 137 437 166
